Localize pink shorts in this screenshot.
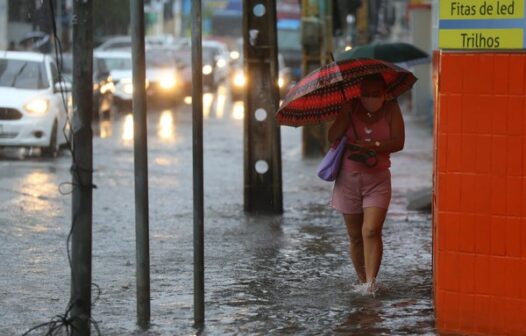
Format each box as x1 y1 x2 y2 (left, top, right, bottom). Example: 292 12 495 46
331 169 391 214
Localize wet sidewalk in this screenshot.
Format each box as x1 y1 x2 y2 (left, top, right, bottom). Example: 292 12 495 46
0 103 435 335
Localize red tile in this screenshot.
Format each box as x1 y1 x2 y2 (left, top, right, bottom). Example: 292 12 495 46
508 299 524 335
437 133 448 173
445 173 462 211
463 56 482 94
438 251 459 292
474 175 491 213
478 54 495 94
490 216 506 256
520 259 526 300
447 134 463 172
490 257 507 296
491 136 508 176
436 173 447 211
461 174 478 213
507 176 522 217
475 214 491 254
442 94 463 134
523 137 526 176
474 255 490 294
490 297 510 335
441 54 464 94
458 293 476 332
506 136 523 176
507 97 524 136
506 217 522 258
503 259 521 298
461 134 477 174
474 135 492 174
473 295 492 334
437 212 448 251
490 96 508 135
523 179 526 217
494 54 510 95
477 96 493 134
490 175 507 215
459 214 475 253
442 290 461 331
460 95 479 133
522 218 526 259
507 55 526 95
458 253 475 294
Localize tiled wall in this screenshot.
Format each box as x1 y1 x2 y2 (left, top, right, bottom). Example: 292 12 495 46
434 52 526 335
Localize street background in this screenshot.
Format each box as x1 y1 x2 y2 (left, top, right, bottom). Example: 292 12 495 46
0 93 435 335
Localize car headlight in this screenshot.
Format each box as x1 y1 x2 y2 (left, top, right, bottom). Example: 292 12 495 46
233 71 246 87
278 77 285 88
216 58 227 68
203 64 213 75
123 83 134 95
100 82 115 94
160 75 176 90
24 98 49 115
230 51 240 60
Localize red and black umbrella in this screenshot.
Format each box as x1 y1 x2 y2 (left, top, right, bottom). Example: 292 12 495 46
276 58 417 127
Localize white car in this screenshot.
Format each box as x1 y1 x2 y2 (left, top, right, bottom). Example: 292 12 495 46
94 50 134 109
0 51 69 156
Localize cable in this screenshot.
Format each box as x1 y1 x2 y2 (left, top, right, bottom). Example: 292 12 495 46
23 1 101 335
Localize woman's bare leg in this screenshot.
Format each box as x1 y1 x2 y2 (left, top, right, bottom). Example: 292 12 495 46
343 214 366 283
362 207 388 284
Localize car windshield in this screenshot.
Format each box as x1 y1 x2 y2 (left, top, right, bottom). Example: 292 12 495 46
101 57 132 71
0 59 49 89
146 50 177 68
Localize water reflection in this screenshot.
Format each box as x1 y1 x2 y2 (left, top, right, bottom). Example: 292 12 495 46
99 119 112 139
19 171 54 214
203 93 214 120
335 300 388 335
215 88 228 119
232 101 244 120
121 114 134 143
157 110 176 142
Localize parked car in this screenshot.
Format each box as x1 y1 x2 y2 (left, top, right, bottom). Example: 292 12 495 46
93 50 135 111
173 45 223 93
0 51 70 156
145 47 185 105
60 53 115 120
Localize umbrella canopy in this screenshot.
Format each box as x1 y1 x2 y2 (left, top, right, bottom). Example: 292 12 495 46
335 42 429 66
276 58 417 127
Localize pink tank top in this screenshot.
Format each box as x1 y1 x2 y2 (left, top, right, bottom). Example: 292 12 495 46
341 102 392 173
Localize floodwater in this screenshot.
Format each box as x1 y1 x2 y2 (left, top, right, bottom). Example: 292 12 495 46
0 90 435 335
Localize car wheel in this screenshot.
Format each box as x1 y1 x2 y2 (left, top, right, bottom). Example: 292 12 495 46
41 120 59 158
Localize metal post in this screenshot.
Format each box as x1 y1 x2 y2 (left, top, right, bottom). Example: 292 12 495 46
131 0 151 329
70 0 93 335
243 0 283 214
191 0 205 328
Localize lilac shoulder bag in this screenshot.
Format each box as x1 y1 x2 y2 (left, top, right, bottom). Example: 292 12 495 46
316 135 347 181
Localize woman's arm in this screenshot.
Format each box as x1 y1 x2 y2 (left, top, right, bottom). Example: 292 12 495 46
356 101 405 153
328 100 352 143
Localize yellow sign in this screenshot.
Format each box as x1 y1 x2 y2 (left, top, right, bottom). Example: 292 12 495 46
440 0 525 19
439 28 523 48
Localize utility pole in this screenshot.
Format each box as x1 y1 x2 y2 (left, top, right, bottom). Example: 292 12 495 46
70 0 93 334
191 0 205 328
0 0 7 50
243 0 283 214
301 0 329 157
130 0 151 329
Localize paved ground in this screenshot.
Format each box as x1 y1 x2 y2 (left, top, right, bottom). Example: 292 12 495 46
0 94 435 335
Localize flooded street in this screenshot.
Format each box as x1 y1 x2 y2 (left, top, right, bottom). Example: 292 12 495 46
0 89 435 335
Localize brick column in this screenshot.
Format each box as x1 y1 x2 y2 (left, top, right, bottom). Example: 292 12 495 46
434 52 526 335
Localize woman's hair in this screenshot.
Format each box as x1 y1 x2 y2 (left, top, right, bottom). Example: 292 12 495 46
361 74 387 89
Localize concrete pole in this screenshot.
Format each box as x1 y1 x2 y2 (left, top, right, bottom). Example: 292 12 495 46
70 0 93 335
0 0 7 50
191 0 205 327
130 0 151 329
243 0 283 213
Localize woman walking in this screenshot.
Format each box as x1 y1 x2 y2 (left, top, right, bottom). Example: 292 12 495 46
328 74 406 295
